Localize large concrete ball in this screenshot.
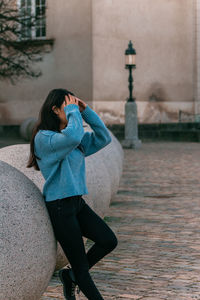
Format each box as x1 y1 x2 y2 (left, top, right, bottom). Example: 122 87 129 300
20 117 37 141
84 154 111 218
109 132 124 175
0 144 44 192
96 131 124 199
0 161 57 300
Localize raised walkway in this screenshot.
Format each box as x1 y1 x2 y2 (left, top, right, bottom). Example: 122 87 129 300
36 142 200 299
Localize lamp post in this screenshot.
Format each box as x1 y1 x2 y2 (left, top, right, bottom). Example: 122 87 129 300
122 40 142 149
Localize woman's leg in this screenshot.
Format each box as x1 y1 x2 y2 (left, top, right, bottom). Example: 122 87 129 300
76 197 118 269
45 198 104 300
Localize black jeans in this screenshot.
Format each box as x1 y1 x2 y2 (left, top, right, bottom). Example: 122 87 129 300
45 195 118 300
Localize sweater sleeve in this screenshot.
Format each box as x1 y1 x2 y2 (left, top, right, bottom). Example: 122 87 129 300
79 105 112 157
50 104 84 161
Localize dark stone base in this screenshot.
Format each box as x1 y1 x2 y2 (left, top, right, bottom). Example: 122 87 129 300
107 122 200 142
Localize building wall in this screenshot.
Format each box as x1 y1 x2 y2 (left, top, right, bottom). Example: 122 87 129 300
195 0 200 115
92 0 195 123
0 0 92 125
0 0 197 125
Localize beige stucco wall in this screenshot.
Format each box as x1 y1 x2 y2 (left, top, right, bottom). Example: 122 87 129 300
92 0 195 123
0 0 197 125
0 0 92 125
195 0 200 115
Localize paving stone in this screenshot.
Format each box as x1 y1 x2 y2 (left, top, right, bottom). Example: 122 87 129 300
41 142 200 300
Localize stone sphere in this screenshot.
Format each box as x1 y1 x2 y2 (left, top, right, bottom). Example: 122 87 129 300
96 133 124 199
0 143 44 192
20 117 37 141
84 154 111 217
0 161 57 300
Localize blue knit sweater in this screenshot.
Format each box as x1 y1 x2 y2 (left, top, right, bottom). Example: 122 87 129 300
34 104 112 202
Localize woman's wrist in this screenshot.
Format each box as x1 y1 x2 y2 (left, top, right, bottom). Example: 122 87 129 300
81 104 87 113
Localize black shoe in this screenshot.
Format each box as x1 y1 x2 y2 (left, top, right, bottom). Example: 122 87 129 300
59 267 77 300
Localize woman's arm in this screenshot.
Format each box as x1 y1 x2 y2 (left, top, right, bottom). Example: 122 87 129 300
50 104 84 161
79 105 112 157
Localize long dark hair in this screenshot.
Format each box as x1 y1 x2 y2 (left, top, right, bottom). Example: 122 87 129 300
27 88 75 170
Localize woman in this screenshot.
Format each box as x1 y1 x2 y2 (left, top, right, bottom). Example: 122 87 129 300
27 88 118 300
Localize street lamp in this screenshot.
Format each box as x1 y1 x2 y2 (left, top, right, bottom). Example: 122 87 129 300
122 40 142 149
125 40 136 102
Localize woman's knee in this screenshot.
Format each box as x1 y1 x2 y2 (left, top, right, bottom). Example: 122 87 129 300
105 232 118 251
111 233 118 250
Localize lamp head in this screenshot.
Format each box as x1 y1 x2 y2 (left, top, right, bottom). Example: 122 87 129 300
125 40 136 68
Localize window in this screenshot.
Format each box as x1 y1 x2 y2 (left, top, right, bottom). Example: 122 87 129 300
18 0 46 40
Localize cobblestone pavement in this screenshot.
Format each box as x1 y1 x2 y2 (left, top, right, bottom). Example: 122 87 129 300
41 142 200 300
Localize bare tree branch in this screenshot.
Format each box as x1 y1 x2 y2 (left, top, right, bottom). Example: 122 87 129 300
0 0 52 84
